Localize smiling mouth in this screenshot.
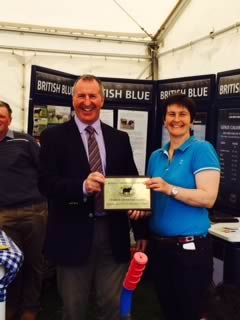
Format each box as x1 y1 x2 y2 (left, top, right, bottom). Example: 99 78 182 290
81 106 96 112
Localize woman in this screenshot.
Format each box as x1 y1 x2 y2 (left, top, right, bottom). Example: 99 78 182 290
145 94 220 320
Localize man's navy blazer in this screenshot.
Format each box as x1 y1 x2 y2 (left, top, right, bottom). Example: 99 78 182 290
39 118 148 266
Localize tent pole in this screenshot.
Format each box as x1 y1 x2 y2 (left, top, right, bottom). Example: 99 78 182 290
153 0 191 44
148 41 159 80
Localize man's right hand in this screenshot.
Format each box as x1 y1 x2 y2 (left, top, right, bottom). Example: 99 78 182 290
85 172 105 193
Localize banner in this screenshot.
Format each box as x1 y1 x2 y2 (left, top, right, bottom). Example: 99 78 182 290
156 75 216 147
30 65 77 104
158 75 214 104
217 69 240 99
28 65 77 140
214 68 240 216
102 81 153 104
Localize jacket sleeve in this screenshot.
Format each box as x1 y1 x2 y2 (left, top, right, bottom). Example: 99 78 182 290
38 127 87 202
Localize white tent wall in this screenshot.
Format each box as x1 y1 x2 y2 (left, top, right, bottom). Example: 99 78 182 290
0 30 150 131
158 0 240 79
0 52 25 131
2 0 240 131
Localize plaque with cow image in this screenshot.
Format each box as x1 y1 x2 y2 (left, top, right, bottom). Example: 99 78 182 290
104 176 151 210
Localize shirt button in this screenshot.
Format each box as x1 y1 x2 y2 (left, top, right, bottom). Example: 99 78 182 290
88 213 94 218
83 197 88 203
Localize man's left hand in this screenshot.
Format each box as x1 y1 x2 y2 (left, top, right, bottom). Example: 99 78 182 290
134 239 148 253
128 210 151 220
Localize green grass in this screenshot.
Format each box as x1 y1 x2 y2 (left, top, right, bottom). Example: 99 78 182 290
132 280 164 320
39 276 164 320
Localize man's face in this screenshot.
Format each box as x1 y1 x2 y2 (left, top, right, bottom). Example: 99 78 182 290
0 107 11 136
72 79 104 124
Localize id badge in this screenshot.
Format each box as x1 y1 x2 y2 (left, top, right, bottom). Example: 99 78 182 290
182 242 196 250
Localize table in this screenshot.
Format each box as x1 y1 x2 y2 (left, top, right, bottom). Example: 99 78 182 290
209 221 240 286
209 221 240 242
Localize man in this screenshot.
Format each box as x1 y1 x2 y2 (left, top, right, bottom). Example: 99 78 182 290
0 101 47 320
39 75 148 320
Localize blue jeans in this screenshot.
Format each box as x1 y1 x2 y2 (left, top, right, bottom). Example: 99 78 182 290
57 218 128 320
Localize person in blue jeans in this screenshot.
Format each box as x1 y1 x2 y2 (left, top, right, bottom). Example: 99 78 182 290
145 94 220 320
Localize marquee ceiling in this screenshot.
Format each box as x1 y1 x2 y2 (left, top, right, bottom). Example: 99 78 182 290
0 0 178 39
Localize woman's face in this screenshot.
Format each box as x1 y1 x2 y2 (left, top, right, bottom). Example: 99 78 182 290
164 103 192 139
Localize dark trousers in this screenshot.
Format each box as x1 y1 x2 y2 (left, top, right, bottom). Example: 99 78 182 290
0 202 47 318
57 218 128 320
148 235 213 320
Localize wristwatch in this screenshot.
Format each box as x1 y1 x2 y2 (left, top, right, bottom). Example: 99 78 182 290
171 186 179 197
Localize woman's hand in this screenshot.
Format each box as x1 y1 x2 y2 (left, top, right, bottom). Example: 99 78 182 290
145 177 171 195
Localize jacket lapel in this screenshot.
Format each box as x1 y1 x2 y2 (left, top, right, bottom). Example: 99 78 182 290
101 122 113 174
67 119 90 171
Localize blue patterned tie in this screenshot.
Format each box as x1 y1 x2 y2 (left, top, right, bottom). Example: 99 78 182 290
85 126 103 213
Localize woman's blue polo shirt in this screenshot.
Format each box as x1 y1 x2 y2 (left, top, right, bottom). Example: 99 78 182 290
147 136 220 236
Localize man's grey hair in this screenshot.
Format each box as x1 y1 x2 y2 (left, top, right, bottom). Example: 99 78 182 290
72 74 105 97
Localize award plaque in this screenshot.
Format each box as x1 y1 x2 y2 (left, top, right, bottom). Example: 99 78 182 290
104 176 151 210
